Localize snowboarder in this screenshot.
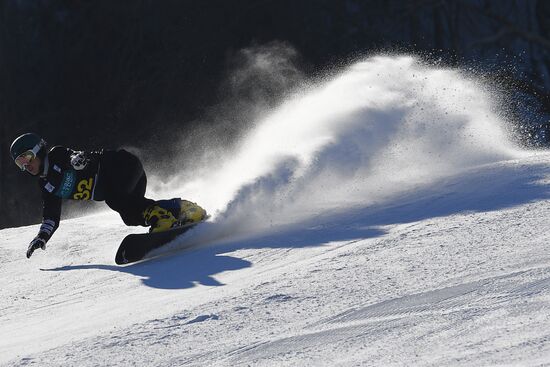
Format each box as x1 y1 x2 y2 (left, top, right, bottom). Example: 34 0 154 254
10 133 207 259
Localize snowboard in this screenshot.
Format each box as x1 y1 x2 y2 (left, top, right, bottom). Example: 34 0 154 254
115 222 201 265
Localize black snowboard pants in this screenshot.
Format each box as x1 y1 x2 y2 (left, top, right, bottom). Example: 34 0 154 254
101 149 155 226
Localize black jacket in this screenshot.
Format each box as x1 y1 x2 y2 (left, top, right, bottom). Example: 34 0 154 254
37 146 107 242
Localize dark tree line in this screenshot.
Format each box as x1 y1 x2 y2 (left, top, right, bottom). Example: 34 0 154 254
2 0 550 229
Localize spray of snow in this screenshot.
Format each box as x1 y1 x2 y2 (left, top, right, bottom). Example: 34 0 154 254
158 55 525 245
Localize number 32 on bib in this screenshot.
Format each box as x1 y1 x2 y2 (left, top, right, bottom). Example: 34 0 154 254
73 178 93 200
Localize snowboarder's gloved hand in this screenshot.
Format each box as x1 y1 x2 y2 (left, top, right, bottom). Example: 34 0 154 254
26 235 47 259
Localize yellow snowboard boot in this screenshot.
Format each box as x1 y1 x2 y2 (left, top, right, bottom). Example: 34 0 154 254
143 205 178 233
179 200 207 224
143 199 206 233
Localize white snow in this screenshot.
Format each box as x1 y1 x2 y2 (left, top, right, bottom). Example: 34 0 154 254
3 55 550 366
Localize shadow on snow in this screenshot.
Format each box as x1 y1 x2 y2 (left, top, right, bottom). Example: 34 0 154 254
42 160 550 290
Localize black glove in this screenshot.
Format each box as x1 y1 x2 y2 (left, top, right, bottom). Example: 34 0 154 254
27 236 47 259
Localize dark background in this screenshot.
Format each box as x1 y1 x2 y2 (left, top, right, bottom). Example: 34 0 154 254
2 0 550 229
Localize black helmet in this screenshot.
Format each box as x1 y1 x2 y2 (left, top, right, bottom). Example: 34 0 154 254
10 133 48 171
10 133 47 159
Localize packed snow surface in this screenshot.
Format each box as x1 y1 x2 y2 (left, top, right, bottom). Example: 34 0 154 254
2 56 550 366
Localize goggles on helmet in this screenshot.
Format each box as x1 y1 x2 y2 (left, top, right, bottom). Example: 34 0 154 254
14 142 43 171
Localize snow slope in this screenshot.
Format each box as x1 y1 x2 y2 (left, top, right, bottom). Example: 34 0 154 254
3 55 550 366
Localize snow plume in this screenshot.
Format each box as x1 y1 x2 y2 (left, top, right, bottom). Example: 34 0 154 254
163 54 525 245
153 42 304 176
225 41 304 110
